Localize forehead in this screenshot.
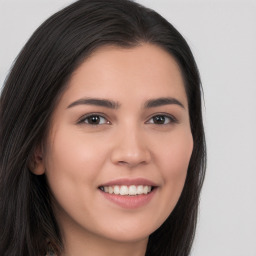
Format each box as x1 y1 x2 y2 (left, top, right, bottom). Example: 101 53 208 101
60 43 188 109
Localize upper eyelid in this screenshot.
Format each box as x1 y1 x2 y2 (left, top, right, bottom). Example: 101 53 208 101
145 113 178 123
77 113 110 124
76 112 178 124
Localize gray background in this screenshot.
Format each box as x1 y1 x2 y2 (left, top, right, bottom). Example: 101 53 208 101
0 0 256 255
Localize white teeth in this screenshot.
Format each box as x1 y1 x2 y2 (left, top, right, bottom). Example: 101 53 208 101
128 185 136 195
143 186 149 194
108 186 114 194
114 186 120 195
137 185 144 195
101 185 153 196
120 185 129 195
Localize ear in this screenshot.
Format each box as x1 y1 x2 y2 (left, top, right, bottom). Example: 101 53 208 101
28 145 45 175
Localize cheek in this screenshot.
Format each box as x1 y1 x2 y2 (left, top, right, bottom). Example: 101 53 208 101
43 128 106 207
45 127 105 178
157 130 193 211
159 128 193 175
42 128 109 229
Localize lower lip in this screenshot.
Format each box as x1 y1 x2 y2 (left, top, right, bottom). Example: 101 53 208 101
99 188 157 209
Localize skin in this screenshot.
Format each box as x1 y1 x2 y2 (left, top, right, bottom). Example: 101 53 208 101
33 44 193 256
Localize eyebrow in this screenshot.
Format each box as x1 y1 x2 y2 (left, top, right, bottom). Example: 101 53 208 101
144 97 185 109
67 98 120 109
67 97 185 109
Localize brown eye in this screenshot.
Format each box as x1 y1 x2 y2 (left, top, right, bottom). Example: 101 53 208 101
80 115 109 125
147 114 177 125
153 115 166 124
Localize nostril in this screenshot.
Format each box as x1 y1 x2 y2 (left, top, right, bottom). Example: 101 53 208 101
118 161 128 165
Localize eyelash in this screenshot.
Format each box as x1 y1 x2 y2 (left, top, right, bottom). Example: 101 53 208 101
146 114 178 125
77 113 178 126
77 113 110 125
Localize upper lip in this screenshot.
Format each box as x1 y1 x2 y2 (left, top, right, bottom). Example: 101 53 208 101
99 178 158 187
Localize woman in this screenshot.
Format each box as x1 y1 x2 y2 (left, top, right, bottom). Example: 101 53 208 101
0 0 206 255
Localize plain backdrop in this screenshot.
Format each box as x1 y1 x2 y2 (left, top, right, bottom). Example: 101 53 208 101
0 0 256 255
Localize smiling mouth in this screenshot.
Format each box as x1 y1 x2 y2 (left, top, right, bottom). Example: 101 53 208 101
98 185 154 196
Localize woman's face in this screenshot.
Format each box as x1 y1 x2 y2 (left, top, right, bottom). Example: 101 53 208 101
38 44 193 244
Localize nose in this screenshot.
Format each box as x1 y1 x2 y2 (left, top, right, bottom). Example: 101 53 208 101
110 126 151 168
